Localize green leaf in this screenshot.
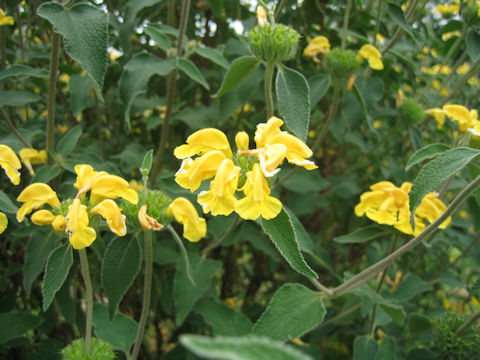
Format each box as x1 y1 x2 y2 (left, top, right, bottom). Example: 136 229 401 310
37 2 108 101
309 73 331 109
466 29 480 62
0 65 49 80
353 336 377 360
70 75 93 115
284 208 313 253
93 303 138 352
375 337 395 360
0 312 44 344
56 126 82 157
0 191 18 213
144 23 178 37
144 24 171 52
386 2 412 36
390 273 431 302
42 243 73 311
194 298 252 336
252 283 326 341
261 209 317 278
119 54 176 132
180 335 313 360
174 253 222 325
410 147 480 214
195 46 229 68
276 66 310 141
0 90 42 106
405 143 450 171
215 56 261 97
280 170 329 194
140 149 154 177
101 236 141 319
178 58 210 90
408 313 431 334
23 230 59 294
334 225 389 244
31 166 62 183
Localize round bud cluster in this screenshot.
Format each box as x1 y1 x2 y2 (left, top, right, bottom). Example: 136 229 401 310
324 48 360 78
249 24 301 63
122 189 172 226
399 98 425 124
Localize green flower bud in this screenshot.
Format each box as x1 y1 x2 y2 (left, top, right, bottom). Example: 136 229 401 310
121 189 173 228
398 98 425 124
249 24 300 63
324 48 360 78
61 338 115 360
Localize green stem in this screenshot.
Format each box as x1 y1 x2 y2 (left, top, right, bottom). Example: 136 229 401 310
79 249 93 355
0 0 5 69
167 224 195 285
93 94 105 161
332 175 480 296
341 0 353 49
456 310 480 336
372 0 384 47
46 33 61 165
310 278 333 296
315 304 361 330
131 231 153 360
274 0 287 21
264 62 275 119
0 107 31 147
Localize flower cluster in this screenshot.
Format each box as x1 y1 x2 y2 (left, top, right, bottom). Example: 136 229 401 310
427 104 479 134
173 116 317 220
355 181 451 236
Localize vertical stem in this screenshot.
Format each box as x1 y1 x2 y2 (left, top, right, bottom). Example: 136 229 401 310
131 231 153 360
93 94 105 161
0 0 5 69
79 249 93 355
264 62 275 119
46 33 61 165
456 311 480 336
372 0 384 47
341 0 353 49
274 0 288 21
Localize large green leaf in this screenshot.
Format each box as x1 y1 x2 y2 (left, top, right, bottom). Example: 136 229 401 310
408 313 432 334
101 236 141 319
70 75 93 115
276 66 310 141
93 303 138 352
386 2 412 36
0 312 44 344
56 126 82 158
334 225 389 244
42 243 73 311
405 143 450 171
261 209 317 278
466 29 480 62
353 336 377 360
389 273 431 302
375 337 395 360
180 335 313 360
194 298 252 336
409 147 480 214
144 24 171 52
0 65 48 80
0 90 42 106
31 166 62 183
173 253 222 325
309 73 331 109
23 230 59 294
0 191 18 213
37 2 108 101
252 283 326 341
119 54 176 131
178 58 210 90
195 46 229 68
215 56 261 97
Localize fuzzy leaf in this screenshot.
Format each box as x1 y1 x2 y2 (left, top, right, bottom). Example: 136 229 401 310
178 58 210 90
0 90 42 106
0 312 44 344
42 243 73 311
0 65 48 80
144 24 171 52
353 336 378 360
334 225 389 244
405 143 450 171
194 47 229 68
0 191 18 214
57 126 82 157
215 56 260 97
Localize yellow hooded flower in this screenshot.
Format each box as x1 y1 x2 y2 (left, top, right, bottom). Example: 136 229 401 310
257 6 268 26
254 116 283 148
167 197 206 242
30 210 66 231
426 108 446 129
235 163 282 220
17 183 61 222
303 36 331 62
198 159 241 216
138 204 163 231
235 131 249 151
175 150 227 192
443 105 478 131
0 144 21 185
90 174 139 204
174 128 232 159
0 9 14 26
0 212 7 234
257 143 288 176
358 44 384 70
19 148 47 176
66 198 96 249
434 4 459 16
91 199 127 236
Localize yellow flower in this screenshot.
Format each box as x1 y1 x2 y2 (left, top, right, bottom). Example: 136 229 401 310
0 144 21 185
426 108 446 129
138 204 163 231
74 164 103 194
434 4 460 16
91 199 127 236
19 148 47 176
17 183 61 222
90 174 139 204
235 163 282 220
167 197 206 242
31 209 56 225
303 36 331 62
0 9 14 26
442 31 461 41
357 44 384 70
66 198 96 249
443 104 478 131
174 128 232 159
175 150 227 192
235 131 249 151
256 6 268 26
198 159 240 216
0 212 7 235
457 63 470 75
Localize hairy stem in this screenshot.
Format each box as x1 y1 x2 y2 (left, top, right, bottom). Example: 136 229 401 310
131 231 153 360
167 224 195 285
264 62 275 119
46 33 61 165
79 249 93 355
372 0 384 47
341 0 353 49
